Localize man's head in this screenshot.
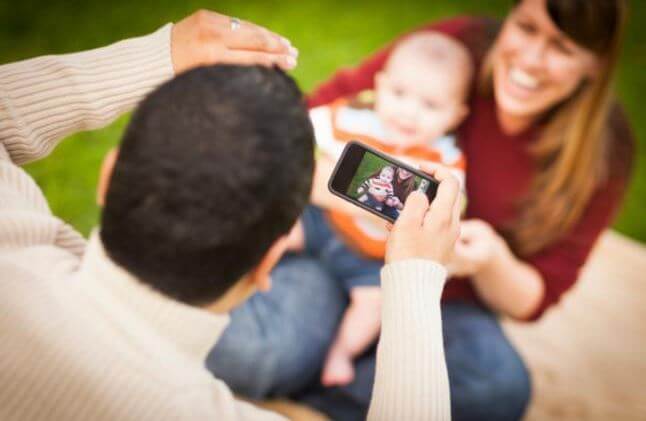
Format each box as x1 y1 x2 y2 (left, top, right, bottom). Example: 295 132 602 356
100 65 314 307
375 32 473 147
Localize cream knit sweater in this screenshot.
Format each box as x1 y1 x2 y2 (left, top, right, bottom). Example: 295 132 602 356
0 24 450 421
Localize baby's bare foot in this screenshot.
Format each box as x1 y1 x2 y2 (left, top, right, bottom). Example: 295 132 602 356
321 349 355 387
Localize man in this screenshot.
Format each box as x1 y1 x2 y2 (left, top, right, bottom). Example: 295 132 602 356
1 10 459 420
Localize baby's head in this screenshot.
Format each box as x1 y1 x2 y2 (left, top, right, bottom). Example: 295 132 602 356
375 32 473 147
378 166 395 183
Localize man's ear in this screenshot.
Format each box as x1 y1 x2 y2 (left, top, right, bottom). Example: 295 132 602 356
247 236 289 292
97 148 119 207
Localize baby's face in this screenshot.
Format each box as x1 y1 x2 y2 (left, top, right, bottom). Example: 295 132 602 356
375 53 468 148
379 167 394 183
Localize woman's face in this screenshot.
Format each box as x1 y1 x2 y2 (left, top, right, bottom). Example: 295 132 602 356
493 0 600 121
397 168 413 181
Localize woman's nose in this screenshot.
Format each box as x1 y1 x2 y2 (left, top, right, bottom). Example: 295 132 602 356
517 38 548 70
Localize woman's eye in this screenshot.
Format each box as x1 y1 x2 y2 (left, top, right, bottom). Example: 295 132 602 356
553 41 574 56
516 20 536 35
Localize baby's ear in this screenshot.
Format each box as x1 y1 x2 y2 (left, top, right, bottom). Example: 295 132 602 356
458 104 469 121
449 104 469 130
375 71 386 89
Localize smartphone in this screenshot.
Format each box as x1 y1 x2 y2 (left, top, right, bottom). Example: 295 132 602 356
328 141 439 223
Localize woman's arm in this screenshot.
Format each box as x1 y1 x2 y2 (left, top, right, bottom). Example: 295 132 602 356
456 221 545 319
449 220 544 319
454 169 630 321
368 166 460 420
473 257 545 320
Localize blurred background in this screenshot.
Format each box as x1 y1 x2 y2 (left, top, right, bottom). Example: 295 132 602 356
1 0 644 242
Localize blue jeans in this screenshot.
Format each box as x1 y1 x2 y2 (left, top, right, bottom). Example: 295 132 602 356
302 205 383 290
207 259 531 421
206 255 346 398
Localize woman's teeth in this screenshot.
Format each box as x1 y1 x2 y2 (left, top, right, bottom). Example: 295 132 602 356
509 67 539 90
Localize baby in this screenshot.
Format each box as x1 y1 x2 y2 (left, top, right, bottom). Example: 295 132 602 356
356 166 395 212
296 31 473 386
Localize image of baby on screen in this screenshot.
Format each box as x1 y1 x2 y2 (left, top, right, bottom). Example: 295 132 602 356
356 166 395 212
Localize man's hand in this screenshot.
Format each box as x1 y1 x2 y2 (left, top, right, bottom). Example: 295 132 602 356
385 166 460 266
171 10 299 74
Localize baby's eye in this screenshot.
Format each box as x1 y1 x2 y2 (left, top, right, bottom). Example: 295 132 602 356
422 100 438 110
391 87 405 98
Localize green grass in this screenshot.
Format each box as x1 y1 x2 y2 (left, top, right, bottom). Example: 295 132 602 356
347 154 423 201
2 0 644 242
348 154 392 201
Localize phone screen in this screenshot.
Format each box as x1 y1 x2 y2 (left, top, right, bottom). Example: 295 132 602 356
329 141 438 222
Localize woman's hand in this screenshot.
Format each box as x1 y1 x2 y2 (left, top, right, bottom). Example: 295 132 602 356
388 196 403 210
447 219 506 277
386 166 460 266
171 10 299 74
448 219 545 319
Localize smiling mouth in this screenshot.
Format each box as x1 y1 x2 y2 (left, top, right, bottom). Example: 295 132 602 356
391 122 417 137
508 66 540 91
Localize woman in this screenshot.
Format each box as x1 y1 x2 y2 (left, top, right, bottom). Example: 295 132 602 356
300 0 634 418
210 0 634 419
382 167 416 219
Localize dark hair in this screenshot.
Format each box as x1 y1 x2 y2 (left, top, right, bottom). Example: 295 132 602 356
501 0 629 255
543 0 621 53
101 65 314 305
393 168 416 202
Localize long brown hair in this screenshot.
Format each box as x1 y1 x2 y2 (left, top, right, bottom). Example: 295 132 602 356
481 0 627 256
393 168 416 202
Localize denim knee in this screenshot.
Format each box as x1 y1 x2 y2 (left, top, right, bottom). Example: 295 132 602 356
455 353 530 421
443 302 531 421
206 256 345 399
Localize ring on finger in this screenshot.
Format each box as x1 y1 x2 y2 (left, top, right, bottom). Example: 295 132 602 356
230 17 241 31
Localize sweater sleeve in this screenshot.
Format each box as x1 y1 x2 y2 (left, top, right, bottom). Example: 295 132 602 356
0 24 175 267
0 24 174 165
368 259 450 421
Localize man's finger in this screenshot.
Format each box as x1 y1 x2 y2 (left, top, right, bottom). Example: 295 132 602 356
396 191 429 229
428 166 460 216
452 192 463 227
418 162 441 176
202 11 296 55
238 21 297 54
225 22 296 56
220 50 296 70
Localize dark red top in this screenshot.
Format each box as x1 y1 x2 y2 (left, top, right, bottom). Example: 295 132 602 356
308 17 634 320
